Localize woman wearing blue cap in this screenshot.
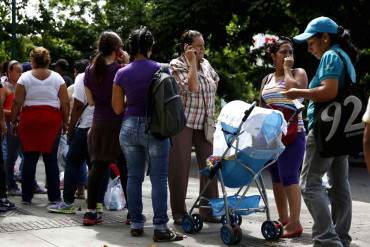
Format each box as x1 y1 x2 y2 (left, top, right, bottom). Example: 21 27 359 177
285 17 358 247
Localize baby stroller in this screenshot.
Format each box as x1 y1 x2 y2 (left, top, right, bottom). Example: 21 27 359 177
181 100 287 245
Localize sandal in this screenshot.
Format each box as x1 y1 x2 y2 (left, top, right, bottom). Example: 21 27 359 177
282 224 303 238
153 229 184 242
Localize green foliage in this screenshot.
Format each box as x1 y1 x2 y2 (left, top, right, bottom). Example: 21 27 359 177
1 0 370 98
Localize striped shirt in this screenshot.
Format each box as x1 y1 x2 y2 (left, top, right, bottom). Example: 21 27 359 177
261 74 305 132
170 56 219 130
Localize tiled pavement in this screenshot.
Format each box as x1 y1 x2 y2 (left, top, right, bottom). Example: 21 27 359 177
0 161 369 247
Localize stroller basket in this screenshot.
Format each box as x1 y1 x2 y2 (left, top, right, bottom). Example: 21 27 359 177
209 195 261 217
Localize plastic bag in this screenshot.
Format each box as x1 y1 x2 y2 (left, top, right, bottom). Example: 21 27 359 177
104 176 125 211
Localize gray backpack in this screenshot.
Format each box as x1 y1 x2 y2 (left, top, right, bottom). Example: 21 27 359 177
148 64 186 138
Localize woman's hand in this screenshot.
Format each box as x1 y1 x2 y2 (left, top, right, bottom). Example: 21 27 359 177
283 56 294 69
283 88 303 100
184 44 197 65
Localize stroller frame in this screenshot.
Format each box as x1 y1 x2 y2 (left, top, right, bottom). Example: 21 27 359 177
182 102 284 245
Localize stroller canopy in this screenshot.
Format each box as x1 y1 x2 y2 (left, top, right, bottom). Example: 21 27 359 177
213 100 287 188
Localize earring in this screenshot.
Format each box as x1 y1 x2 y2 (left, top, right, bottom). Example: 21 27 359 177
324 40 327 43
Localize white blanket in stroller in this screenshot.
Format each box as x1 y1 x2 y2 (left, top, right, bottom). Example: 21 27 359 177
213 100 287 158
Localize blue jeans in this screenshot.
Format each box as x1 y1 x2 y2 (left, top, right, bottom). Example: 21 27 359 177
119 117 169 230
22 134 61 203
63 128 90 204
3 122 22 189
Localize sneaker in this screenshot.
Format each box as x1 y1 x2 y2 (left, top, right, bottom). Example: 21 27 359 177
130 228 144 237
7 188 22 196
0 198 15 211
47 201 76 214
48 200 62 205
34 185 47 194
96 203 103 214
83 211 101 226
153 229 184 242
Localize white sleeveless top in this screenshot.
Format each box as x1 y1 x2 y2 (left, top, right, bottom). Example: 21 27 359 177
17 71 65 108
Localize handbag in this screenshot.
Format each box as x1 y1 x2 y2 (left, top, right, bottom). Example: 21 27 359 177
314 52 366 157
201 89 216 144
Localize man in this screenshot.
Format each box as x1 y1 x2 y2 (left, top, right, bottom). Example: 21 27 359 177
52 58 73 87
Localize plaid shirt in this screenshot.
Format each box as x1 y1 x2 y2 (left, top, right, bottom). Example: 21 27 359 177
170 56 219 130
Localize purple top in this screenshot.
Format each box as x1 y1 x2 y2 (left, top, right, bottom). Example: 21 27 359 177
84 62 123 121
114 59 160 119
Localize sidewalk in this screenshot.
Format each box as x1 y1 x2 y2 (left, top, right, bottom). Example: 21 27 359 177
0 158 369 247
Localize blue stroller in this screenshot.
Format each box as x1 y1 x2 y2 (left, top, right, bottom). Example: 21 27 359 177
181 100 287 245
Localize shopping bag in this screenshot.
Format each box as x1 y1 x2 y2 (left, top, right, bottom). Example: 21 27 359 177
104 176 125 211
314 52 366 157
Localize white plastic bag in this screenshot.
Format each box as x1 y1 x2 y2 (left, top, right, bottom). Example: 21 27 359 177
104 176 125 211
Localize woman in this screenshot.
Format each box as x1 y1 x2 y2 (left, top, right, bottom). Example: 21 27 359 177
286 16 357 247
112 26 183 242
0 73 14 211
83 31 127 226
260 36 308 237
169 30 219 224
3 60 23 196
11 47 69 204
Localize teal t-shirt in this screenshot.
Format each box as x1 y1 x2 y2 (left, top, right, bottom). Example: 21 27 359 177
307 45 356 129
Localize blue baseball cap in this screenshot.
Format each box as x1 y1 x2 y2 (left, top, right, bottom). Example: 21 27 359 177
293 17 339 43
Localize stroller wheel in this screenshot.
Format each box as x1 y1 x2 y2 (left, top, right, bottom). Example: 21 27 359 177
192 214 203 233
220 225 236 245
221 213 242 226
233 213 242 225
261 221 280 241
182 214 195 233
232 224 243 244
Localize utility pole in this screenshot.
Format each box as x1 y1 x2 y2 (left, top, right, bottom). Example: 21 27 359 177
11 0 16 59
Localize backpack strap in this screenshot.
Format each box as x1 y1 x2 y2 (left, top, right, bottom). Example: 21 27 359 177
159 63 170 73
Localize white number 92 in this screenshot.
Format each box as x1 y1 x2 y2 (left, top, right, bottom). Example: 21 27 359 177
320 95 364 142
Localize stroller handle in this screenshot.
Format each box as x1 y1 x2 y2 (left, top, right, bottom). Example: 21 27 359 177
242 101 257 122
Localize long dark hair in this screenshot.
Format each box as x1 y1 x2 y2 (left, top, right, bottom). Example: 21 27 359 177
176 30 202 54
267 36 293 55
314 27 359 63
92 31 122 86
127 26 154 58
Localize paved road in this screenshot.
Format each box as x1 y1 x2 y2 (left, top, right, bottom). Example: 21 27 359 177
0 156 369 247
